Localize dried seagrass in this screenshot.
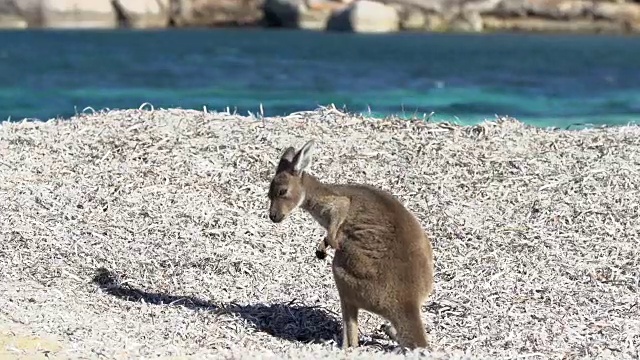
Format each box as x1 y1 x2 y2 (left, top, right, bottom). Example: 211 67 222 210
0 107 638 359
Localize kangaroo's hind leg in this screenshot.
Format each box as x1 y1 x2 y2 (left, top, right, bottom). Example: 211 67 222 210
339 298 359 348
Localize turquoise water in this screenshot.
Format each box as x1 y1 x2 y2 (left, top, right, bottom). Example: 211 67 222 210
0 28 639 128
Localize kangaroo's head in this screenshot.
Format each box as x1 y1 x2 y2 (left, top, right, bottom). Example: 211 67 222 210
267 140 315 223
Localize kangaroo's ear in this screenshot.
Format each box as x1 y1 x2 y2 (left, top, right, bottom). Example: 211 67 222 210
276 146 296 173
291 140 316 175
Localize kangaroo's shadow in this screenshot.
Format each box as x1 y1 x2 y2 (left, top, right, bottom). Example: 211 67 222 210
91 267 341 344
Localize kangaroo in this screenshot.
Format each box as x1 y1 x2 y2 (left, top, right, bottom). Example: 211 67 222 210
267 140 435 350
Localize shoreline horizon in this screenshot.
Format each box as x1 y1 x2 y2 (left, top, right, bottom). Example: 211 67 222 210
2 105 639 131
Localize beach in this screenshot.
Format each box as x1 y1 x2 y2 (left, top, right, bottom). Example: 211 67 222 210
0 107 638 359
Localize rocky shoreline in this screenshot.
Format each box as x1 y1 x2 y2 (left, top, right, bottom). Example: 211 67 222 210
0 0 640 34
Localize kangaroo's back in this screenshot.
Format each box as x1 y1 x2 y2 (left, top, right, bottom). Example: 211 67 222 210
331 183 434 296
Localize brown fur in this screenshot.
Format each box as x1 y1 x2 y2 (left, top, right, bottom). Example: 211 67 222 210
267 140 435 350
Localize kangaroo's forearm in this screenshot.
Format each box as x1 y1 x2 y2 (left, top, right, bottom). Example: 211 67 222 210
326 225 340 249
326 198 350 250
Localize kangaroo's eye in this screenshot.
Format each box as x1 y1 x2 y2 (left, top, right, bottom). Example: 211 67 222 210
278 188 287 197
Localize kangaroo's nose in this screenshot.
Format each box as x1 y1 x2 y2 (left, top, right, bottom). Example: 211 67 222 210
269 212 283 223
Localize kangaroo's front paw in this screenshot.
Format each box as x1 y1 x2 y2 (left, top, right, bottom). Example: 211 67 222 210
315 249 327 260
315 237 329 260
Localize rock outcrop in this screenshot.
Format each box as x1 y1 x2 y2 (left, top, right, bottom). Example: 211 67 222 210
0 0 264 29
2 0 640 33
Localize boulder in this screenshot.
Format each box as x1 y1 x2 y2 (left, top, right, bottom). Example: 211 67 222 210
390 3 427 30
112 0 170 28
424 12 446 30
15 0 117 28
327 0 400 32
0 0 27 28
448 10 483 32
401 9 426 30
